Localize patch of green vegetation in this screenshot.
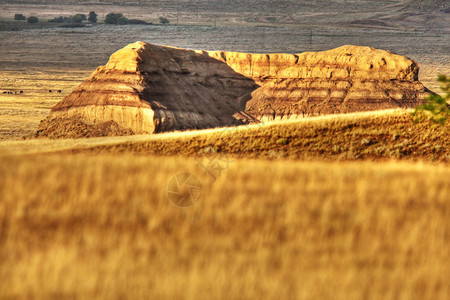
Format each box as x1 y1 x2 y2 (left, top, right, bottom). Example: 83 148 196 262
27 16 39 24
105 13 129 25
14 14 26 21
88 11 97 23
413 75 450 125
104 13 149 25
276 138 289 145
159 17 170 24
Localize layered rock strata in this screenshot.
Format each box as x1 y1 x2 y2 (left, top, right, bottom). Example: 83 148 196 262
42 41 429 135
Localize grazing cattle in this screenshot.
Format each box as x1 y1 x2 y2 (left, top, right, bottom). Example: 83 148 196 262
57 90 62 93
49 90 52 93
20 91 23 94
2 91 6 94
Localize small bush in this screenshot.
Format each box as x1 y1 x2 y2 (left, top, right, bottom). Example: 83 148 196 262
117 16 130 25
27 16 39 24
88 11 97 23
105 13 129 25
72 14 86 24
159 17 170 24
413 75 450 125
14 14 26 21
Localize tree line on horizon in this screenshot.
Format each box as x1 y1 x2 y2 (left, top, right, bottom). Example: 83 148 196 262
14 11 97 24
14 11 170 25
103 13 169 25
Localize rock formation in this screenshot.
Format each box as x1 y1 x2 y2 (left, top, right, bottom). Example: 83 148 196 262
38 41 429 137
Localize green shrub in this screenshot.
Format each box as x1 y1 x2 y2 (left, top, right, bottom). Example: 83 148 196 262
88 11 97 23
14 14 26 21
27 16 39 24
105 13 129 25
72 14 86 24
117 16 130 25
413 75 450 125
159 17 170 24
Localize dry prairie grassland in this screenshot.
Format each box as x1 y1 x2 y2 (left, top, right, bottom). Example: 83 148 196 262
0 69 89 140
0 153 449 299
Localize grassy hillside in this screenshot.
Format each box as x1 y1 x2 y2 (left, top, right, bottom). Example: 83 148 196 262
61 110 449 162
0 154 449 299
0 109 448 299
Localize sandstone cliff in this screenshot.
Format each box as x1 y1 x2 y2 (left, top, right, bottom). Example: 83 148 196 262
38 41 429 137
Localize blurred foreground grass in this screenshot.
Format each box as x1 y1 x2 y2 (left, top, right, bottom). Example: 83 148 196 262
0 154 449 299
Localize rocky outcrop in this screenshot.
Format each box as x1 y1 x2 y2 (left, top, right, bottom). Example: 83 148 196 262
39 41 429 136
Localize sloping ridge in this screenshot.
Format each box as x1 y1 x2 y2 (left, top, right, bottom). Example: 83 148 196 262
38 41 429 137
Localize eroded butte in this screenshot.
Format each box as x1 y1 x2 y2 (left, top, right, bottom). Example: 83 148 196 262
37 41 429 137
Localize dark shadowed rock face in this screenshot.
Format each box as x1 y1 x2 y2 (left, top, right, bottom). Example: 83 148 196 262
40 41 429 136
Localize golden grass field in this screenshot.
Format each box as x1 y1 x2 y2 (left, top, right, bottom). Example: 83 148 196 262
0 153 449 299
0 108 449 299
